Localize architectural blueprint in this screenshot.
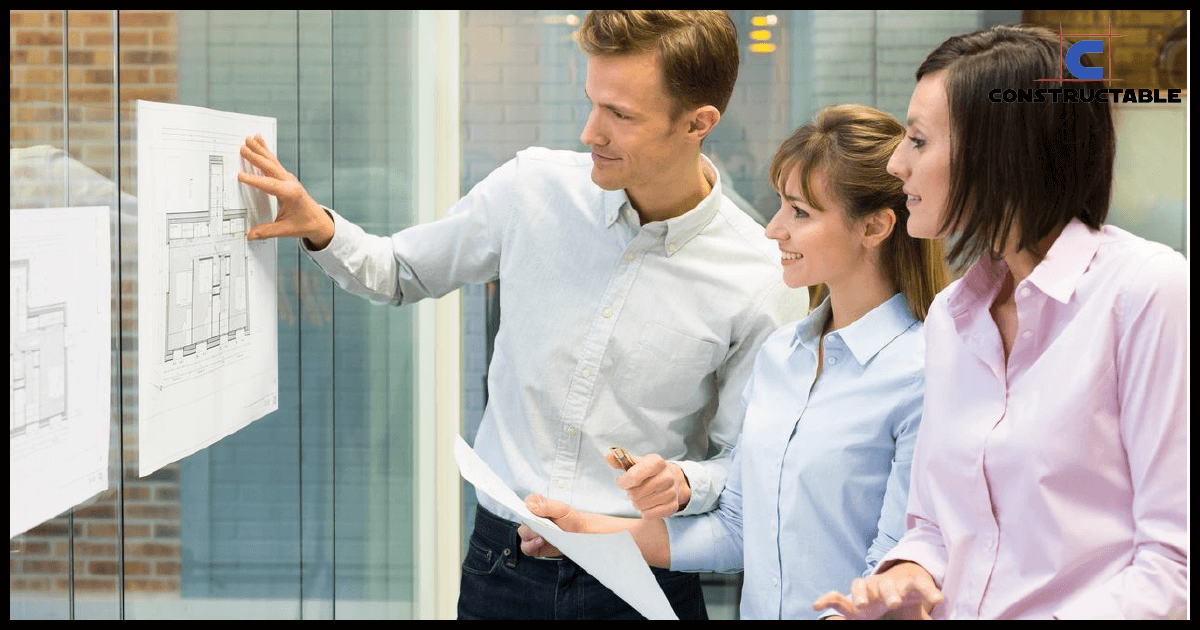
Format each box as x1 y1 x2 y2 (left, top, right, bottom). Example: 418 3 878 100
10 206 111 538
136 101 278 477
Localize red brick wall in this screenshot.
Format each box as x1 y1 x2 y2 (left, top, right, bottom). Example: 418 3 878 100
1022 10 1188 89
10 9 182 598
10 10 178 180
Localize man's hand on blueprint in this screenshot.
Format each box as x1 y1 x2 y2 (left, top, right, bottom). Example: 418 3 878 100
237 134 336 250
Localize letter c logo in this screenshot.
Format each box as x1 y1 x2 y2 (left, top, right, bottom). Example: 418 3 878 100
1065 40 1104 80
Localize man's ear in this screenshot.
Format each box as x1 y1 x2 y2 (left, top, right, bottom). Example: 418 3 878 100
687 105 720 141
862 208 897 249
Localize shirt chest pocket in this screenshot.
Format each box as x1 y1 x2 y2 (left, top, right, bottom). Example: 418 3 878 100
617 322 720 412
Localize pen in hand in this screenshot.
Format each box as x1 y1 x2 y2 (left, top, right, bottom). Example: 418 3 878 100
610 446 635 471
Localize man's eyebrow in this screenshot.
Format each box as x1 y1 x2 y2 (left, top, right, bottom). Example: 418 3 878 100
584 87 634 115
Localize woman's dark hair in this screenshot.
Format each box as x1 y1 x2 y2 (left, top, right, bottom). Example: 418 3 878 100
918 24 1116 266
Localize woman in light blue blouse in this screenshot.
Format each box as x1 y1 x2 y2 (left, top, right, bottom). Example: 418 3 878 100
519 104 949 619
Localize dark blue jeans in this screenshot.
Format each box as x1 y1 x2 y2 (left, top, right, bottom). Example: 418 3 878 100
457 507 708 620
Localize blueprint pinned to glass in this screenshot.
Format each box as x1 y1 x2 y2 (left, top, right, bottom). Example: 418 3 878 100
136 101 278 477
10 206 111 538
453 435 678 620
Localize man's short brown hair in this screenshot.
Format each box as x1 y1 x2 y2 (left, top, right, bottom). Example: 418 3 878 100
577 10 739 119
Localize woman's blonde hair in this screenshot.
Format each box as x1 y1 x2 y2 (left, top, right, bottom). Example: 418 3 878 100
769 104 949 320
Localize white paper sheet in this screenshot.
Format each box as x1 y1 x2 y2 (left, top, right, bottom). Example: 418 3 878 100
136 100 278 476
10 206 111 538
453 435 678 620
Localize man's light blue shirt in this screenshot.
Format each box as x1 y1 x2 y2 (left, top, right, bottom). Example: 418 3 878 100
304 147 801 520
666 293 925 619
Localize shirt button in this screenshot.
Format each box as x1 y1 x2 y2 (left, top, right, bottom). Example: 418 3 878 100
581 368 590 378
667 242 677 253
1022 330 1032 339
557 480 568 489
1019 287 1031 298
625 252 635 261
567 426 578 436
827 356 837 365
603 307 613 318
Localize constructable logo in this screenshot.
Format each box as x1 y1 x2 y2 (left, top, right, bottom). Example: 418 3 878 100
989 23 1183 104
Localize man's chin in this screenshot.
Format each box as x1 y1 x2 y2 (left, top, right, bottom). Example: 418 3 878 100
590 170 623 191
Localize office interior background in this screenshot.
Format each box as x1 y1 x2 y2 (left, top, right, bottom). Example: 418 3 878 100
9 9 1187 620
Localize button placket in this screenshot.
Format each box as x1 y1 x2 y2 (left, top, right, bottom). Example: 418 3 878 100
551 232 650 497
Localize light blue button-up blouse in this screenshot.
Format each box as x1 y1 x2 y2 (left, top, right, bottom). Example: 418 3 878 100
666 292 925 619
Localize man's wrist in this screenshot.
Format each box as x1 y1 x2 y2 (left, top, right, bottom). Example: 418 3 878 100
304 207 336 251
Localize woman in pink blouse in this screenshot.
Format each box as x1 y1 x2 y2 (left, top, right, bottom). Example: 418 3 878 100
814 24 1188 619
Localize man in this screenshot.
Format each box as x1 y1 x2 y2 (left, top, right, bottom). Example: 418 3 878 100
237 10 798 620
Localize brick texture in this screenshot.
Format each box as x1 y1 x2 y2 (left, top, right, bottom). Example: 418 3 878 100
1022 10 1188 88
10 9 182 598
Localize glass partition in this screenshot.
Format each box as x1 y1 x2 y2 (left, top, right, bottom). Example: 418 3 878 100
10 9 440 619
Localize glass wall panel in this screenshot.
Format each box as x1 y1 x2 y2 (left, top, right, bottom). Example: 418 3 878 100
170 9 304 618
294 11 337 619
11 9 429 620
327 9 417 618
10 9 126 620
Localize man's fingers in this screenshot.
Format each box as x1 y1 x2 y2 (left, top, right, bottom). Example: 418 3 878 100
241 136 289 178
245 222 279 242
239 140 277 170
525 494 573 521
615 456 666 490
236 169 289 196
246 220 302 242
517 524 560 557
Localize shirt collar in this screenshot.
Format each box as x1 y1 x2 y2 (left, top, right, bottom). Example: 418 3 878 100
791 296 832 349
791 292 919 366
1024 218 1102 304
949 217 1101 315
603 154 723 257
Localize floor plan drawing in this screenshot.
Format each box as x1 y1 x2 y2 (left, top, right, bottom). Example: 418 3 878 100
163 155 250 366
10 206 110 538
137 101 278 477
11 260 68 440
